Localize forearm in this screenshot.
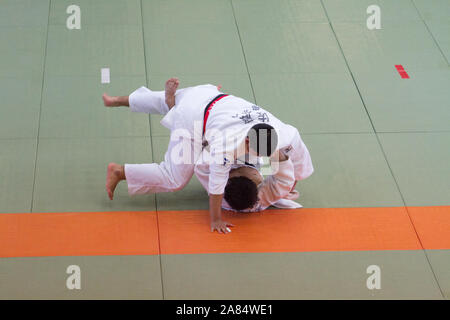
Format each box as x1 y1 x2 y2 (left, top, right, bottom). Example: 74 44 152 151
209 193 224 222
115 96 129 106
209 193 234 233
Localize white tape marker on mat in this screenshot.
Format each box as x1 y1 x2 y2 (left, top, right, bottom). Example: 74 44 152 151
101 68 110 83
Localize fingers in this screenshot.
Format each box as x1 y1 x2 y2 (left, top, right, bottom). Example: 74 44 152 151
210 225 233 234
210 220 235 234
217 226 227 234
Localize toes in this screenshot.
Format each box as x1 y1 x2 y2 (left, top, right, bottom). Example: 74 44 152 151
166 78 179 87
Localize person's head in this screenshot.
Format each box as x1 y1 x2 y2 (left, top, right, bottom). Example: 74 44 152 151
245 123 278 157
224 166 263 211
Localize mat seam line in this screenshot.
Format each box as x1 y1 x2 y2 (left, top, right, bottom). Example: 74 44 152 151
410 0 450 66
319 0 445 299
30 0 52 213
139 0 165 300
230 0 258 105
405 0 448 298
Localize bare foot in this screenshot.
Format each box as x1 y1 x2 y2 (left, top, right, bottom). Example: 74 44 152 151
102 93 117 107
106 163 125 200
217 84 222 91
165 77 179 109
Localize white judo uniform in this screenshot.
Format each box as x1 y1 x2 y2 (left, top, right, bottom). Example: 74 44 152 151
124 84 314 198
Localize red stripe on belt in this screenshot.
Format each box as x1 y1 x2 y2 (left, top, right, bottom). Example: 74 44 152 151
202 94 229 136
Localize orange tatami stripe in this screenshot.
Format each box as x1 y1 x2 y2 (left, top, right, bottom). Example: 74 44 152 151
158 207 422 255
0 211 159 258
0 206 448 258
408 206 450 250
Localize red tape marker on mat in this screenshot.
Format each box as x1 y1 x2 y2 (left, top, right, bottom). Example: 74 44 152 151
395 65 409 79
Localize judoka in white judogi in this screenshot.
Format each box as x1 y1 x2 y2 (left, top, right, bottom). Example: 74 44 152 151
104 79 313 233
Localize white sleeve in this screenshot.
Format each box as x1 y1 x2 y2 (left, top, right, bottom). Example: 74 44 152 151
207 144 234 195
257 159 296 209
208 162 232 195
281 127 314 181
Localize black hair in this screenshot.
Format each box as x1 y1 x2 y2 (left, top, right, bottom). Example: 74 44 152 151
247 123 278 157
224 176 258 211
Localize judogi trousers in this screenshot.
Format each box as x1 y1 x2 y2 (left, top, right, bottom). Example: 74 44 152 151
124 85 219 195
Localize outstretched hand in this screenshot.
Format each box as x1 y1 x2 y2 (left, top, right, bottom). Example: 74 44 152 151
210 220 234 234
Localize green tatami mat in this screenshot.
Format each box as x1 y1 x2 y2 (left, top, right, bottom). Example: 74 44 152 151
425 21 450 65
354 69 450 132
142 0 244 76
232 0 328 23
413 0 450 22
333 21 448 73
0 0 49 27
32 137 155 213
45 25 145 76
40 75 149 138
0 139 36 213
161 250 442 299
147 74 255 137
143 23 246 75
414 0 450 66
152 136 209 211
0 0 449 302
0 77 42 139
155 182 209 211
142 0 235 25
323 0 421 22
0 26 47 79
379 132 450 207
0 255 162 299
298 133 404 208
237 22 348 73
251 73 373 134
49 0 141 26
426 250 450 299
